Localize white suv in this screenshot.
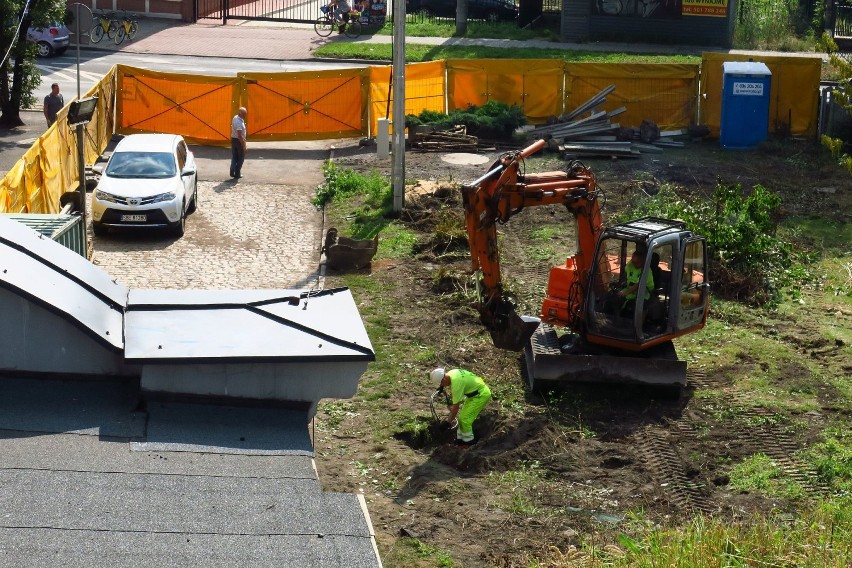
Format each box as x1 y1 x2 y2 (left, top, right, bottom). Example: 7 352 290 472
91 134 198 237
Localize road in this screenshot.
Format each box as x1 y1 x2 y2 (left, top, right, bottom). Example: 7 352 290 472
36 49 365 98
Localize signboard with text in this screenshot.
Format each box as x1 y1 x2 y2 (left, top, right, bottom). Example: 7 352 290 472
682 0 728 17
733 82 765 96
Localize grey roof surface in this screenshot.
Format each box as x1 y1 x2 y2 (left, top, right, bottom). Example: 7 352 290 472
125 288 375 362
0 375 380 566
134 402 315 456
0 376 144 438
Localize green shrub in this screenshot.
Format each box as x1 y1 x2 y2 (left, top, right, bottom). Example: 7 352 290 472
312 162 391 209
622 182 801 305
405 100 527 139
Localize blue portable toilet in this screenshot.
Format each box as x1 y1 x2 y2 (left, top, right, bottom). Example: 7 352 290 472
720 61 772 149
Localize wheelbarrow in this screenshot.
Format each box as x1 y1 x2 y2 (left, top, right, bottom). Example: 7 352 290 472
322 227 379 270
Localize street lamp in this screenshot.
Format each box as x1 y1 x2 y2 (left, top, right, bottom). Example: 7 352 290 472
68 2 93 255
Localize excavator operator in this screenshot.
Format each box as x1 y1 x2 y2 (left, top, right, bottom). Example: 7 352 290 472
618 247 654 317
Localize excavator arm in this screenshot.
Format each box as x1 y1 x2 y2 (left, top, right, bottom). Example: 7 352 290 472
461 139 604 350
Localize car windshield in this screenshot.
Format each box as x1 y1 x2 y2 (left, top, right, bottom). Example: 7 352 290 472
105 151 177 178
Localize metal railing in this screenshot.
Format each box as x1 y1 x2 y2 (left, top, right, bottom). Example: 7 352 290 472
837 5 852 38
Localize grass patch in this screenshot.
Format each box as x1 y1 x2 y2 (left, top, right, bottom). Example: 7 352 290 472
805 430 852 493
580 506 852 567
728 453 806 499
373 18 560 41
312 42 702 64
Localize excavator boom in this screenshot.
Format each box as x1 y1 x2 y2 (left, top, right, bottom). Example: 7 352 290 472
461 140 602 350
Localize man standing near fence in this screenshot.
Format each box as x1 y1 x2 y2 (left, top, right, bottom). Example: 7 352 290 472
43 83 64 128
230 107 247 180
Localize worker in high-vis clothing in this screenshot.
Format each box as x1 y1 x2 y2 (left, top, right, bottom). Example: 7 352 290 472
430 367 492 447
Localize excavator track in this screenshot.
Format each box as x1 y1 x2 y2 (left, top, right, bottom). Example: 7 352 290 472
524 323 687 390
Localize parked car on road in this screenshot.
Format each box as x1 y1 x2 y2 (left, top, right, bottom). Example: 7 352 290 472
27 22 70 57
406 0 519 21
92 134 198 237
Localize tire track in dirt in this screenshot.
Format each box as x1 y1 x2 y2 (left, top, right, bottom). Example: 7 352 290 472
634 405 717 515
688 368 830 498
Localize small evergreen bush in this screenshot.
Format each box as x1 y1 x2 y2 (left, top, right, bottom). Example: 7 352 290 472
405 100 527 139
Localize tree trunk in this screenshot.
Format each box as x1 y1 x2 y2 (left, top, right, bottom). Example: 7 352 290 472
0 3 38 128
456 0 468 35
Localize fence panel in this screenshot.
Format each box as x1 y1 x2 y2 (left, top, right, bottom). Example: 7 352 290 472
369 61 446 135
565 63 699 130
447 59 565 123
700 53 821 138
242 68 369 141
116 65 241 146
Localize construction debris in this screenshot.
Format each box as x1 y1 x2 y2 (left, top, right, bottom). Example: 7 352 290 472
523 85 699 159
409 125 478 151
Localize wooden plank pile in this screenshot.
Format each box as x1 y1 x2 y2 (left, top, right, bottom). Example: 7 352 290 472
409 124 478 151
522 85 688 159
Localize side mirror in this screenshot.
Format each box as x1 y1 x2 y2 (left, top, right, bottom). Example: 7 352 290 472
181 169 196 177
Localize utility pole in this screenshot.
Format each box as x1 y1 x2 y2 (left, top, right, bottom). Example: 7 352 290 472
391 0 406 213
71 2 93 256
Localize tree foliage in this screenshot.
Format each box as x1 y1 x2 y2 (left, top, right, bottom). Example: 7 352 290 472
821 33 852 172
0 0 67 127
622 182 803 306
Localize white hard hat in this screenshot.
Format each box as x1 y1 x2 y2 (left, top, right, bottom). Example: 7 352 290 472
429 368 446 387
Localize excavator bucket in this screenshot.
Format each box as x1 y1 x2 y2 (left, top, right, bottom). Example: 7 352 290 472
478 299 541 351
490 314 541 351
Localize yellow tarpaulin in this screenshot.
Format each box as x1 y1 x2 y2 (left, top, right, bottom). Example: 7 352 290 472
116 65 240 146
447 59 564 123
0 68 116 214
242 68 369 141
700 53 822 138
369 61 446 135
565 63 699 130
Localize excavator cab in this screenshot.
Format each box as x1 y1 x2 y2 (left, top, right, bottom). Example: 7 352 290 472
583 217 710 351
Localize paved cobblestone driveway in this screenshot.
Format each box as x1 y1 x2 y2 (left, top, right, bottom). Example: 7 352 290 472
91 180 323 290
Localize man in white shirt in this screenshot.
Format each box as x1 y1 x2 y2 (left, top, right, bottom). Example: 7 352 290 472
230 107 247 179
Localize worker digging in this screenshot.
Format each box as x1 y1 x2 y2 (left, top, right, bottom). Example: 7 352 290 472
430 367 492 448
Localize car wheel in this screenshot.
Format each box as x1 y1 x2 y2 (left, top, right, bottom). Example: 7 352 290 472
170 211 186 237
486 10 500 22
92 222 107 236
186 179 198 214
36 41 53 57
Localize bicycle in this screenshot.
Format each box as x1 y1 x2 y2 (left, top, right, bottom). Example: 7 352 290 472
113 11 139 45
314 5 362 39
89 10 119 44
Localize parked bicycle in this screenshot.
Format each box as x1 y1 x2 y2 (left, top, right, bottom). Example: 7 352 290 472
89 10 119 44
314 4 362 39
113 11 139 45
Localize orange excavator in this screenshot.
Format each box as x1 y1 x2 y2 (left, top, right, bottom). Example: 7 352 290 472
461 139 710 388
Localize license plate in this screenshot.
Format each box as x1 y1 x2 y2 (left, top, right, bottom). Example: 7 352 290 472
121 214 147 222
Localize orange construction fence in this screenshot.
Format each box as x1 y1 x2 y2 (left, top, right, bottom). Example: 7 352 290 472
3 56 822 215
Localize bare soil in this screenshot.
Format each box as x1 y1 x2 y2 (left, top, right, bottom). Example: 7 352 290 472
314 138 851 567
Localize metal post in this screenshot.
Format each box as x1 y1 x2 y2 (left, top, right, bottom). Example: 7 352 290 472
391 0 406 213
72 3 92 256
